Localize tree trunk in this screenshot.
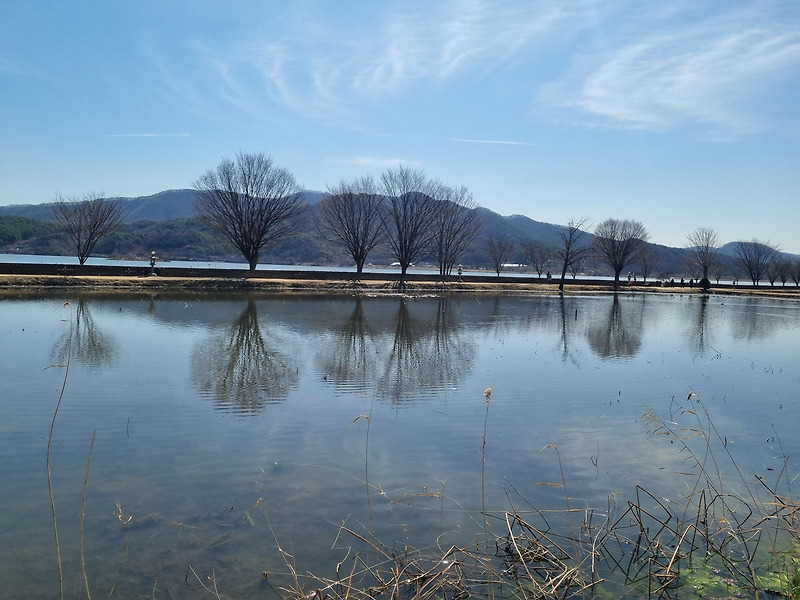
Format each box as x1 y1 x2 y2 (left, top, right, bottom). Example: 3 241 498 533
248 250 259 271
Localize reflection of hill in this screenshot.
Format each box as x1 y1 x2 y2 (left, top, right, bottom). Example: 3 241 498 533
52 299 117 368
190 299 298 414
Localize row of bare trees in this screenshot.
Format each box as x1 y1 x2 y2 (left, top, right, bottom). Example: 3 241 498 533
46 152 797 288
316 166 481 281
194 155 482 287
493 218 651 290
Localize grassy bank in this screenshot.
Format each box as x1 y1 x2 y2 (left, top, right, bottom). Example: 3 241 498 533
1 272 798 298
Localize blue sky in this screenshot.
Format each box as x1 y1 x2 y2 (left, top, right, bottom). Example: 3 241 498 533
2 1 799 252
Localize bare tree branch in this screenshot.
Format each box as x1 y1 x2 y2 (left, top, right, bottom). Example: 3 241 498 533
193 152 304 270
486 236 515 276
315 176 385 273
593 218 650 289
429 182 482 277
554 218 591 291
734 239 778 286
685 226 721 280
50 192 125 265
380 165 438 288
521 242 554 278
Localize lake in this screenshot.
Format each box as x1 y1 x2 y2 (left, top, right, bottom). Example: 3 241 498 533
2 290 799 599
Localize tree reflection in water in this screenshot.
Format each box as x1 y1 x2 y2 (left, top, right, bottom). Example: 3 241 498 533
191 299 298 413
52 298 117 368
317 297 476 402
378 297 475 402
586 294 644 359
315 296 375 391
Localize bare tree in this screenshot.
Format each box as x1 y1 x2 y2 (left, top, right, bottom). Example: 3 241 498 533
554 218 590 291
568 252 587 279
733 239 778 286
315 176 385 273
635 248 661 283
380 165 437 287
486 236 515 276
521 241 553 278
792 260 800 287
429 182 482 277
767 257 791 286
593 218 650 288
774 259 792 286
685 226 721 280
50 192 125 265
193 152 304 270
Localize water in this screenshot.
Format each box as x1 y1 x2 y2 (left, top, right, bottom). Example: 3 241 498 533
1 291 799 599
0 252 615 279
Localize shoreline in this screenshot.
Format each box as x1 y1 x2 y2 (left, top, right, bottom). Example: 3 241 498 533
1 271 798 298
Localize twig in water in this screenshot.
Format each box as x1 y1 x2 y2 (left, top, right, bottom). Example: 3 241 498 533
80 430 97 600
47 316 73 600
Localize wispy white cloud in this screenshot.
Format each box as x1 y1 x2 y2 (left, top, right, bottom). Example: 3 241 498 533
166 2 568 124
539 11 800 137
348 156 421 169
103 133 191 137
144 1 800 140
450 138 536 146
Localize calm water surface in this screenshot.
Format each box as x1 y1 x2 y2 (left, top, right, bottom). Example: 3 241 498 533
1 291 799 598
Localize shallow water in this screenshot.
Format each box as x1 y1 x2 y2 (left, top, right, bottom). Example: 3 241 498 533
1 291 799 598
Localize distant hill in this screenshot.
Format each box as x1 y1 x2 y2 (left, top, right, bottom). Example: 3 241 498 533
0 189 326 223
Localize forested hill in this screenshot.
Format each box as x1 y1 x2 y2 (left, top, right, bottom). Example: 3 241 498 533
0 188 707 276
0 190 327 223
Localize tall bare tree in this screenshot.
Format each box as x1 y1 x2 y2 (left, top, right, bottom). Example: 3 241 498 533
635 248 661 283
193 152 304 270
50 192 125 265
772 259 792 286
567 252 587 279
593 218 650 288
733 239 778 286
429 182 481 277
554 218 590 291
486 236 515 276
521 241 553 278
792 260 800 287
685 226 721 280
380 165 437 287
315 176 385 273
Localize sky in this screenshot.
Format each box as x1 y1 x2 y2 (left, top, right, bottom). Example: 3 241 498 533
2 1 799 252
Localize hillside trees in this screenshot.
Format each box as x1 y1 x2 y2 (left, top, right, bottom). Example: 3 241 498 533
685 226 721 281
0 216 58 246
193 152 304 270
734 239 778 286
50 192 126 265
593 218 650 288
315 176 385 273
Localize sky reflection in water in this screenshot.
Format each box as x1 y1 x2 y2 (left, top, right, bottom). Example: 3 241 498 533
1 291 799 598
